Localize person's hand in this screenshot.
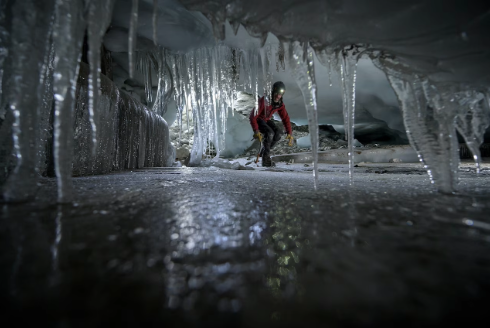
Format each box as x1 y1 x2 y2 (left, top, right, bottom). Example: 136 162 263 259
286 134 294 146
253 131 263 143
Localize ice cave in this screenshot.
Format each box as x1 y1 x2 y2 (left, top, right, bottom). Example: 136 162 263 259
1 0 490 326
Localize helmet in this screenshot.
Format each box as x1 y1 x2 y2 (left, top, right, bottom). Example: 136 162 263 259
272 81 286 96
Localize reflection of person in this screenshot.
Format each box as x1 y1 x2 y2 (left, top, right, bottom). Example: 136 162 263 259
249 81 294 167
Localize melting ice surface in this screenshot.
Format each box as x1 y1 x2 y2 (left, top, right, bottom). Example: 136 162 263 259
1 0 490 202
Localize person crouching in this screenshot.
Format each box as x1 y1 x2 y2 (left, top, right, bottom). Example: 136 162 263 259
249 81 294 167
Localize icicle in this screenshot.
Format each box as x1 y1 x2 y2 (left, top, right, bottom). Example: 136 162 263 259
313 47 335 88
276 41 286 72
337 48 358 184
153 0 158 45
379 57 460 193
87 0 115 155
137 52 153 105
231 20 240 36
302 42 308 62
251 48 259 116
144 53 153 104
260 33 268 48
52 0 87 203
288 42 319 190
0 2 8 109
189 50 204 166
260 45 273 99
328 58 333 87
38 35 56 173
232 48 240 103
152 49 173 116
176 55 187 140
183 52 191 135
153 49 165 115
128 0 139 79
210 47 220 158
207 12 226 41
169 54 182 144
448 89 488 174
241 50 250 95
2 0 55 202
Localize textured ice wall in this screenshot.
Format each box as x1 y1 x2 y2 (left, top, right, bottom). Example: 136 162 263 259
73 63 174 176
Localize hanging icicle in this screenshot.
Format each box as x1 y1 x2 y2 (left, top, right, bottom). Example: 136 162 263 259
276 41 286 72
128 0 139 79
152 48 174 116
2 0 56 202
136 51 153 105
337 47 359 184
153 0 159 45
453 90 489 173
87 0 116 155
313 47 335 87
51 0 87 203
260 45 273 100
250 48 259 116
377 57 461 193
288 41 320 190
38 34 56 173
0 2 8 110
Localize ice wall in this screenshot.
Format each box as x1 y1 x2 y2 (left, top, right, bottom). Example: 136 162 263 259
74 63 174 176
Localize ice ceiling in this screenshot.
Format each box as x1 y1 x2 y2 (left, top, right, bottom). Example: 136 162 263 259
1 0 490 202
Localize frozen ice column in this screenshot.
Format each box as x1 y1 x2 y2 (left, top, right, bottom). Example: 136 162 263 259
2 0 55 202
379 57 460 193
288 41 319 190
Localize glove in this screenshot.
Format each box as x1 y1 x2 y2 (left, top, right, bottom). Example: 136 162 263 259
253 131 263 143
286 134 294 146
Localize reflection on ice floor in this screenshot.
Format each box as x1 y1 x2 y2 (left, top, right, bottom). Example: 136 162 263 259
1 164 490 326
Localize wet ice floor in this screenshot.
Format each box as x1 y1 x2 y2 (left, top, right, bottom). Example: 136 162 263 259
1 162 490 327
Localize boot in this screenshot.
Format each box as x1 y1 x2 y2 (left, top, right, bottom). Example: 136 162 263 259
262 154 272 167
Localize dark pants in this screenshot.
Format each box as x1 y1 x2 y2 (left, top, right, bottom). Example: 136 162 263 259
258 119 281 157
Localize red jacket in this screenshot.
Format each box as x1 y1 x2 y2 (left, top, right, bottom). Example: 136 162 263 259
249 96 292 135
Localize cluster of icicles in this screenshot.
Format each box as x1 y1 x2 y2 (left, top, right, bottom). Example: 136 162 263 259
1 1 490 204
134 45 274 167
135 40 490 195
133 40 359 191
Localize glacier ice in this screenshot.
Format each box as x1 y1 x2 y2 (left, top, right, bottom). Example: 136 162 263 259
52 0 87 203
1 0 490 203
128 0 139 79
287 42 320 190
87 0 116 154
338 47 360 184
2 0 55 202
376 56 489 193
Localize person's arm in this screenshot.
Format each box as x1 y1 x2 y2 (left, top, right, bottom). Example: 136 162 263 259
277 104 292 135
